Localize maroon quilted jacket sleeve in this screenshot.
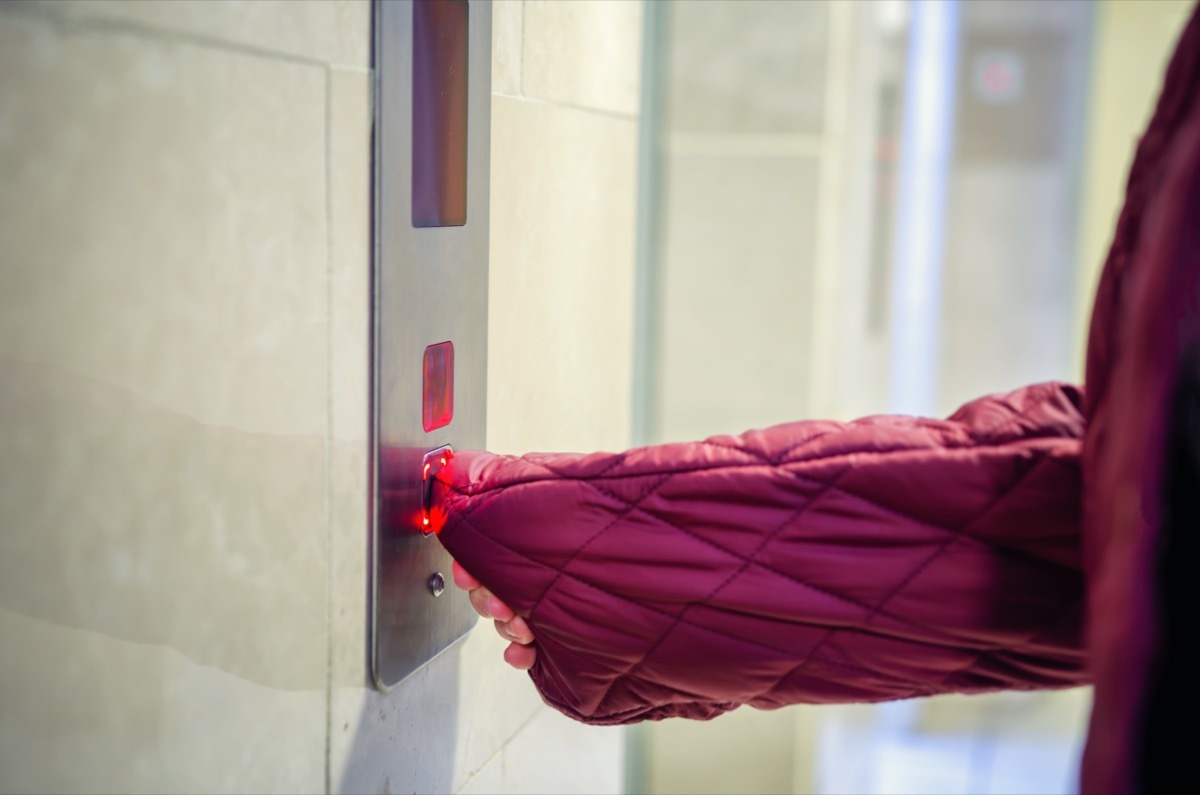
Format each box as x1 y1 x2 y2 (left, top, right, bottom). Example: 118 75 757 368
433 382 1088 725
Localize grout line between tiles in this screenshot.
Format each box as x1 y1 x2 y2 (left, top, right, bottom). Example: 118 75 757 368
518 0 527 97
490 90 638 122
0 2 367 70
323 63 335 795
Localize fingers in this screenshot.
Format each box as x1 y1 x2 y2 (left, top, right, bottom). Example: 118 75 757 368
503 641 537 670
493 614 534 645
452 558 536 671
468 586 515 622
456 561 517 622
452 559 482 590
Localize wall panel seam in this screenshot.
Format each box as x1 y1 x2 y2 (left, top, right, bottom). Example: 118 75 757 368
0 4 361 70
323 62 335 795
491 91 638 123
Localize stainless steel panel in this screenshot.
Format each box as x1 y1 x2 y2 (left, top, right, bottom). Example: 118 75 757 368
372 0 491 690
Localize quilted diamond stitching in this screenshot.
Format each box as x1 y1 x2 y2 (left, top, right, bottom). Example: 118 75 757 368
754 455 1056 699
453 436 1077 569
585 465 853 717
438 399 1082 719
446 501 855 659
562 476 964 640
447 488 1079 722
530 464 936 624
696 437 774 464
526 472 675 617
795 446 1072 569
529 446 1075 640
442 444 1076 649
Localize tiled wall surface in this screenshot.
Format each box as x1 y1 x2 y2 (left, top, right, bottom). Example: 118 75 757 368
486 0 639 457
652 0 832 445
0 1 637 792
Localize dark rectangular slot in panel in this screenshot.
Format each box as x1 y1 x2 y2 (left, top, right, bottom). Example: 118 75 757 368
412 0 469 228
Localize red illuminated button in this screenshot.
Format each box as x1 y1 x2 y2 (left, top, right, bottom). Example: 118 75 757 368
422 341 454 432
420 445 454 535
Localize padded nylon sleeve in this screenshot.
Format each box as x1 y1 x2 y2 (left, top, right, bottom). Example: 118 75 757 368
434 382 1088 725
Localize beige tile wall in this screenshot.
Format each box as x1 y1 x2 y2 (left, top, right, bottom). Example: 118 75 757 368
17 0 370 67
487 94 638 455
330 1 637 792
651 0 830 445
657 154 819 443
0 5 332 791
520 0 642 116
0 1 638 792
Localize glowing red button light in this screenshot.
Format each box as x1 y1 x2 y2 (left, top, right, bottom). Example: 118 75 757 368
422 341 454 432
420 445 454 536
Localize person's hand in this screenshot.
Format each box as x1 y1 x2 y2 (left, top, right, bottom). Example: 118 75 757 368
452 559 537 670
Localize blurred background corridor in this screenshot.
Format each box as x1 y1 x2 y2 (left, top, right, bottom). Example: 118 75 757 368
0 1 1192 793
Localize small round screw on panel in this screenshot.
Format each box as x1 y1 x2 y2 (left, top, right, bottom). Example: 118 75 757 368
428 572 446 597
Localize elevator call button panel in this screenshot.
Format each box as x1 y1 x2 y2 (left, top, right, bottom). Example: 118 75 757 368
372 0 491 690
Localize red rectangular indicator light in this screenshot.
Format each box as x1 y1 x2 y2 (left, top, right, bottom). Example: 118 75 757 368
422 341 454 432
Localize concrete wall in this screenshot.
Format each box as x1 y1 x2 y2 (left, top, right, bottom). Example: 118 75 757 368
0 1 638 792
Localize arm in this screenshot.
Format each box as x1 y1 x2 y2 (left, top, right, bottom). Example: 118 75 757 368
435 382 1088 725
